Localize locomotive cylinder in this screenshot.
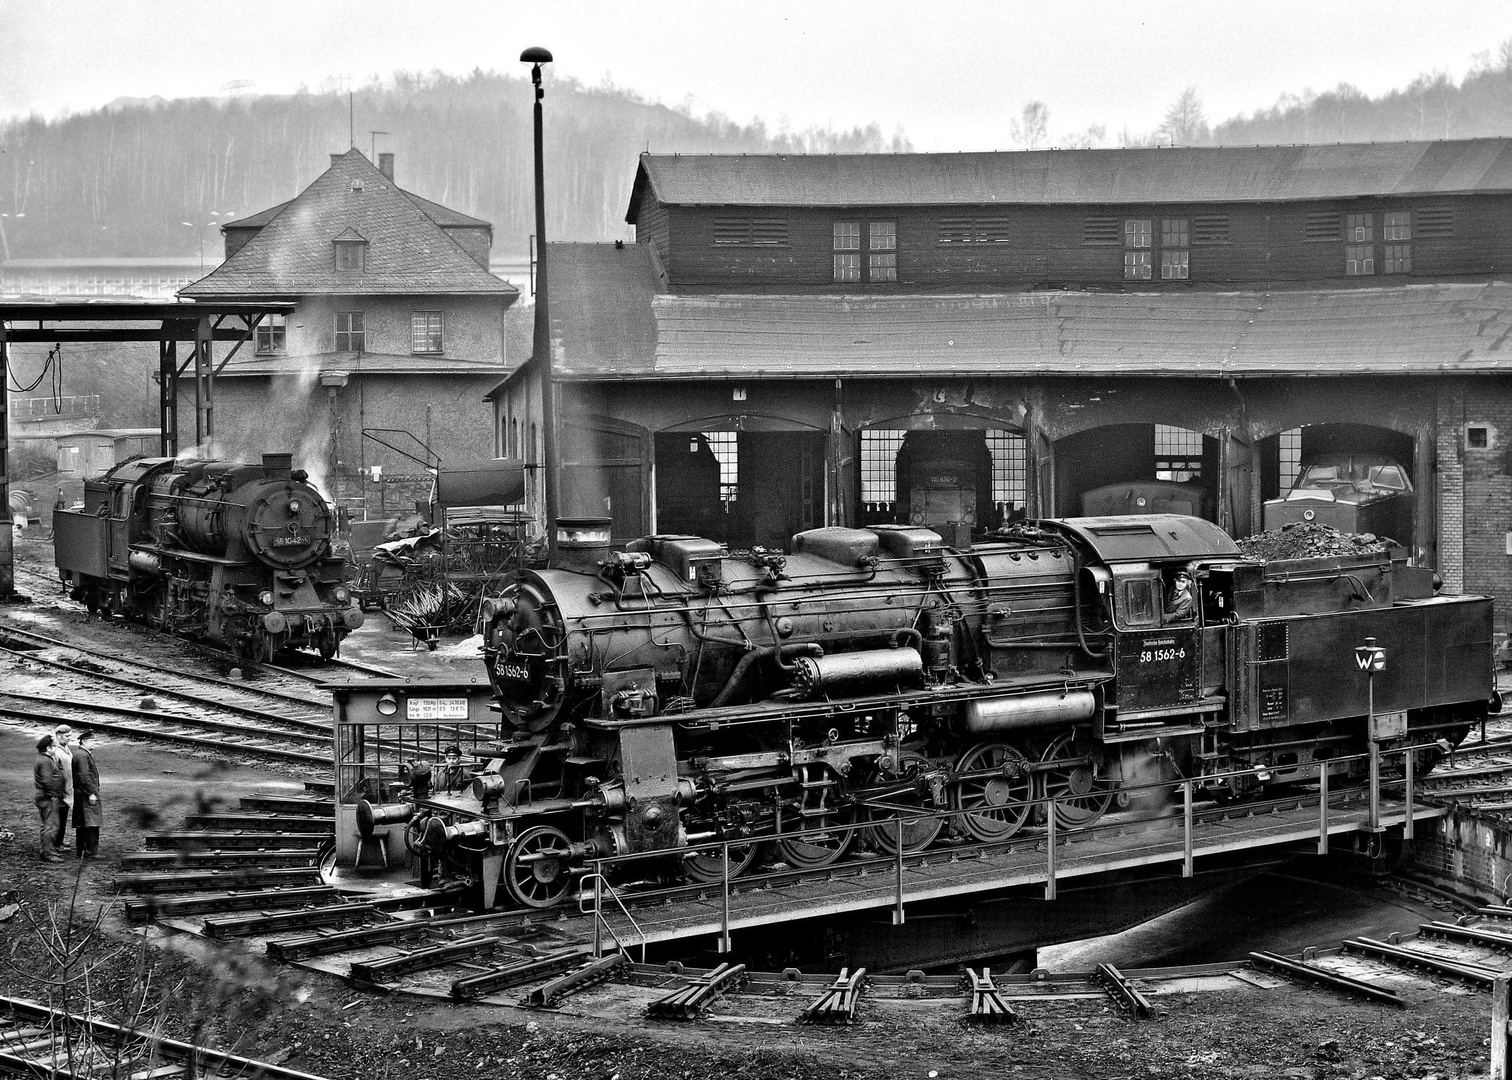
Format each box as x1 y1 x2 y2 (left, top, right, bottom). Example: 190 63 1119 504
791 647 925 699
962 690 1097 733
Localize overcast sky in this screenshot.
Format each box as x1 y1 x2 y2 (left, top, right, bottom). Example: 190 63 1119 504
3 0 1510 150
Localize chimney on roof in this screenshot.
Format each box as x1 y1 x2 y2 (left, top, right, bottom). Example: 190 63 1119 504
330 153 343 167
379 153 394 181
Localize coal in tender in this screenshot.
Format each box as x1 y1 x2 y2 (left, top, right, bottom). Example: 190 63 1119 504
1235 521 1396 563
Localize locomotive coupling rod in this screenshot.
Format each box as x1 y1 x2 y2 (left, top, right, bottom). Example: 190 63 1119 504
1249 951 1404 1006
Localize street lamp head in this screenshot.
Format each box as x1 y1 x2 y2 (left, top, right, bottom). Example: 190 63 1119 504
520 46 552 64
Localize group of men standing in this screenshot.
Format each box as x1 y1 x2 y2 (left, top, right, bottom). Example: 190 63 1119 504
32 724 102 863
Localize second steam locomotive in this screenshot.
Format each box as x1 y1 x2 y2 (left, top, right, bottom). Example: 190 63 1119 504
383 514 1492 910
53 452 363 660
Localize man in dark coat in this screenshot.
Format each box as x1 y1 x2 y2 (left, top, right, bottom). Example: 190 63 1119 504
70 729 102 859
33 734 64 863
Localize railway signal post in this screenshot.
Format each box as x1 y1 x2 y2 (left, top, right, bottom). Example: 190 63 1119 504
1355 637 1387 833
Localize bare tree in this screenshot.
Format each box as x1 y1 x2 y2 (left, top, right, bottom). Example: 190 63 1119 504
1159 87 1208 145
1499 35 1512 79
1011 100 1050 149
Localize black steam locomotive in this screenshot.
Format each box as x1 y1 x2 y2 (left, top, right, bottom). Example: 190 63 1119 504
53 453 363 660
393 514 1492 909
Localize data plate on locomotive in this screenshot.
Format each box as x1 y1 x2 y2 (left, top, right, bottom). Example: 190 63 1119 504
405 697 470 720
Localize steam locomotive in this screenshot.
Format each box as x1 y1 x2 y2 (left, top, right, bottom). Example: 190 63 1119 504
53 453 363 660
391 514 1492 910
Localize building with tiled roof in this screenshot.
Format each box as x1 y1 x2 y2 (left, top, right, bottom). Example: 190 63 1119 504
493 139 1512 627
181 149 519 514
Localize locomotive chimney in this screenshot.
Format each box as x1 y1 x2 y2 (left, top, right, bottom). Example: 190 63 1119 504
554 517 613 573
262 453 293 481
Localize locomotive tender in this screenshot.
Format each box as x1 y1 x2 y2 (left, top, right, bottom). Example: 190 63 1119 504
390 514 1492 910
53 453 363 659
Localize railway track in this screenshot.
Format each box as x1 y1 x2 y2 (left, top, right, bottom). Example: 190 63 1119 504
0 994 331 1080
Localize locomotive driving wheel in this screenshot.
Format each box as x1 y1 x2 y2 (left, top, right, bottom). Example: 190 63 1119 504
684 840 760 883
864 753 945 856
504 825 576 909
773 763 856 869
951 741 1033 842
1039 731 1115 829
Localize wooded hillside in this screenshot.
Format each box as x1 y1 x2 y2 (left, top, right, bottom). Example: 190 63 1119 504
0 69 910 260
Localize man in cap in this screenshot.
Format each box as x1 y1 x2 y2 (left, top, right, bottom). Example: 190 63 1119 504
71 729 103 859
33 735 65 863
50 725 75 853
1166 569 1197 622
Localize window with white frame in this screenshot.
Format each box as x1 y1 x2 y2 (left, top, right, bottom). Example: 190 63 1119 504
860 429 906 504
986 431 1027 513
1154 425 1204 481
701 432 739 504
869 221 897 282
255 313 286 355
1160 218 1189 279
833 221 861 282
1124 218 1153 280
335 311 365 352
411 310 443 354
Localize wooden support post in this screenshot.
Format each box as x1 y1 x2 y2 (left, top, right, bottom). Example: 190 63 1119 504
1492 973 1511 1080
194 314 213 449
159 338 178 456
0 319 14 601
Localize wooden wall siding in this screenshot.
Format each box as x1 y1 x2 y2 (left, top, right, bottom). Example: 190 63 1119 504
635 200 672 266
652 195 1512 289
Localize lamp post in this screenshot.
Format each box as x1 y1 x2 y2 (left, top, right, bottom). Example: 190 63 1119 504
182 211 234 272
0 211 21 263
521 45 558 564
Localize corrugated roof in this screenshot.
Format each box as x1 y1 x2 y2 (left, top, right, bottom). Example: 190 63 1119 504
628 139 1512 217
182 150 513 298
540 247 1512 379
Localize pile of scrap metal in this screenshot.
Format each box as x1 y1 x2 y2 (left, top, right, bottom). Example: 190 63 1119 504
358 459 538 646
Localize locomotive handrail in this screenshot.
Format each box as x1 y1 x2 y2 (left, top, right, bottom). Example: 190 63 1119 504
579 870 646 963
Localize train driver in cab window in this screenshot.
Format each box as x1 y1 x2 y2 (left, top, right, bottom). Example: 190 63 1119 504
1165 569 1197 624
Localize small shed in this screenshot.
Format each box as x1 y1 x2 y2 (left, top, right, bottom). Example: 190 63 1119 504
55 429 160 480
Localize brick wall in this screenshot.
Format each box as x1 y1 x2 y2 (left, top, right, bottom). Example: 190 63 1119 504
1410 808 1512 904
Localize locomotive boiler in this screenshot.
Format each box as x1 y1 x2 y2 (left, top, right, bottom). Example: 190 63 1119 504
53 452 363 659
390 514 1493 910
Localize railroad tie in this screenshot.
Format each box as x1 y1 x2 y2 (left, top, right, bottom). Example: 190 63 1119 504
349 935 501 984
1249 950 1405 1006
963 968 1017 1024
1343 937 1500 987
646 963 749 1020
524 953 631 1008
1093 963 1153 1019
451 947 596 1002
799 967 868 1025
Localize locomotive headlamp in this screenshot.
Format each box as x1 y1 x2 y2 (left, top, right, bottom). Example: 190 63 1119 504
289 499 301 513
335 586 350 603
258 590 274 606
376 693 399 717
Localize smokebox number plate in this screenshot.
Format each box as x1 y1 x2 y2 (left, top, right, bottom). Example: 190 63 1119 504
405 698 469 720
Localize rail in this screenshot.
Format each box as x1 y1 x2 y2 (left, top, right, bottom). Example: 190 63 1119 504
563 740 1444 949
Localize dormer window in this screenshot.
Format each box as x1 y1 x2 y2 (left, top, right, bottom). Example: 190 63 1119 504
333 228 368 272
